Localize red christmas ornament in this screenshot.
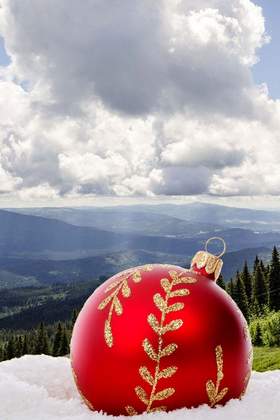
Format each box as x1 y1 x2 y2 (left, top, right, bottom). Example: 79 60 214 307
71 238 252 416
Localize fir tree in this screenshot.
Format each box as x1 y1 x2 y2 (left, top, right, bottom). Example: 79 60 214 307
254 322 263 346
22 335 29 355
234 273 249 321
216 274 226 290
15 336 23 358
6 337 15 360
268 246 280 311
241 261 252 304
253 263 269 309
35 322 50 355
231 272 239 303
53 322 63 356
226 278 235 297
59 329 69 356
253 255 260 273
71 309 78 329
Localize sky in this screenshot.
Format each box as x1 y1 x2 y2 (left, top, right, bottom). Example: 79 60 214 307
0 1 280 209
252 0 280 99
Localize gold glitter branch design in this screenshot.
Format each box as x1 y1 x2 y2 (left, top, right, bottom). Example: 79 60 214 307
126 271 197 415
98 265 153 347
206 345 228 407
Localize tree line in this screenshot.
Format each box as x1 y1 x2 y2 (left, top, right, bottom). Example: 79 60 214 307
217 246 280 346
1 247 280 361
217 246 280 320
0 310 78 362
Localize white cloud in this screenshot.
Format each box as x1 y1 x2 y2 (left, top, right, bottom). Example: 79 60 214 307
0 0 279 200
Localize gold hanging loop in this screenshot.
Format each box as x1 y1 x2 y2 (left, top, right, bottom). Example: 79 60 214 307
205 237 226 259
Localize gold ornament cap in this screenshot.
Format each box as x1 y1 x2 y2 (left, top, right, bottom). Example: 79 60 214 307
190 237 226 281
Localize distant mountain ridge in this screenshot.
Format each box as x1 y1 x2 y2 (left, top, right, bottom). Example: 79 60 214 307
8 202 280 232
0 204 279 289
0 246 272 288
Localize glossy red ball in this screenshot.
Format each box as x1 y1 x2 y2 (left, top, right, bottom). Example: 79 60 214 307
71 263 252 416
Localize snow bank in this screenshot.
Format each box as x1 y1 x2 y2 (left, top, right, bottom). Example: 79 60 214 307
0 355 279 420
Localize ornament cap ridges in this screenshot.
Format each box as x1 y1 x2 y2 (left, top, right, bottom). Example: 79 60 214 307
190 237 226 281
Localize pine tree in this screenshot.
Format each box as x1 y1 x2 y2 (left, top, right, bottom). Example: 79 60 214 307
15 336 23 358
254 263 269 309
71 309 78 328
226 278 234 297
216 274 226 290
231 272 240 303
35 323 50 355
268 246 280 311
254 322 263 346
6 337 15 360
241 261 252 305
59 329 69 356
22 335 29 355
254 255 260 273
53 322 63 356
234 273 249 321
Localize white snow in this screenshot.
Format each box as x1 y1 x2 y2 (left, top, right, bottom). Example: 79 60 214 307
0 355 279 420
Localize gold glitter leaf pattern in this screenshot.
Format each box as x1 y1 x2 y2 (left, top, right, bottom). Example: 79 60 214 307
158 366 177 379
131 269 194 413
104 319 113 348
135 386 149 405
160 278 171 293
160 343 178 357
153 293 166 312
169 289 190 298
149 406 167 413
174 276 198 285
121 280 131 298
98 266 153 347
166 302 184 313
105 279 123 292
143 338 158 362
153 388 175 401
125 406 138 416
147 313 161 334
161 319 183 334
139 366 154 386
114 297 123 315
206 345 228 407
97 294 114 310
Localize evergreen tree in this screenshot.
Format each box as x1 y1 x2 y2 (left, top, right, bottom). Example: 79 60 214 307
268 246 280 311
6 337 15 360
53 322 63 356
234 273 249 321
226 278 234 297
22 335 29 355
254 322 263 346
241 261 252 305
253 255 260 273
15 336 23 358
71 309 78 329
254 263 269 309
35 323 50 355
231 272 240 303
59 329 69 356
216 274 226 290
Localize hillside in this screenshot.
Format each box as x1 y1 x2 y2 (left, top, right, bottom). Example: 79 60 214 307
9 207 223 237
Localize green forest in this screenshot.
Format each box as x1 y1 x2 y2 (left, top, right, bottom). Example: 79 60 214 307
1 247 280 370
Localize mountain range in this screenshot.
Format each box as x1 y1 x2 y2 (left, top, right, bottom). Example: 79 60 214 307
0 202 279 289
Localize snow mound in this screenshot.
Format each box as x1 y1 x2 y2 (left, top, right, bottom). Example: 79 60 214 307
0 355 279 420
